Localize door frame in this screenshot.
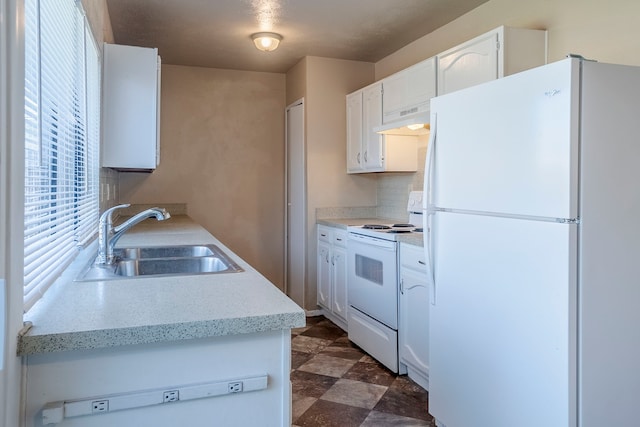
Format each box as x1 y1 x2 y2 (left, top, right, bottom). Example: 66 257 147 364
284 98 305 308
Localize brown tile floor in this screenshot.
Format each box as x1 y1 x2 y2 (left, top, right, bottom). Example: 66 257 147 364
291 316 436 427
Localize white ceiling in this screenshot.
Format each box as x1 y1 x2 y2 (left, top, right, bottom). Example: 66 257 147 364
106 0 489 73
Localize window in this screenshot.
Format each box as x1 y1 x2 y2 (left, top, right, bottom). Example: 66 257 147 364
23 0 100 311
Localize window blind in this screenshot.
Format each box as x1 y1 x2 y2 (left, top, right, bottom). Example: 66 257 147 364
24 0 100 311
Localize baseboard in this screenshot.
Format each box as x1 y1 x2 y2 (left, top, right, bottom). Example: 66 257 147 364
305 309 323 317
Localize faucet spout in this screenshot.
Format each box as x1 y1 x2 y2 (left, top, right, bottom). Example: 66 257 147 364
95 205 171 266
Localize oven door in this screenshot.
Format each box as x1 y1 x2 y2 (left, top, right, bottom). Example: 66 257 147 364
347 233 398 330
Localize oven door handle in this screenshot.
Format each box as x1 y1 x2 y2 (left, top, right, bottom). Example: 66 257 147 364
348 233 396 250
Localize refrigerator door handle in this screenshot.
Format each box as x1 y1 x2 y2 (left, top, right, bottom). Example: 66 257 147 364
424 112 437 214
427 212 436 306
425 113 437 305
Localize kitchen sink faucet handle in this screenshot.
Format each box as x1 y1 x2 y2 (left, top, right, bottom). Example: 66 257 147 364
96 204 131 265
102 204 131 227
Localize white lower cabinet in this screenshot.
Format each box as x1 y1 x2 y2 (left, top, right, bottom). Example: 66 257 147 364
399 242 430 390
317 225 348 331
25 331 293 427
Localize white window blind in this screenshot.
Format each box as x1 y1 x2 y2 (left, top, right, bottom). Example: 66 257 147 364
24 0 100 311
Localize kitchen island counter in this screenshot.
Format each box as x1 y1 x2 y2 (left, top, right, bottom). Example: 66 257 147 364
21 215 304 427
19 215 305 355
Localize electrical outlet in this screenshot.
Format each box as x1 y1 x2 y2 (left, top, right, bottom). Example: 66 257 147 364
91 400 109 413
227 381 243 393
163 390 179 403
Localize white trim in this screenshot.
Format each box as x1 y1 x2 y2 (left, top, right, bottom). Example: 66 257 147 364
1 0 26 426
284 98 306 308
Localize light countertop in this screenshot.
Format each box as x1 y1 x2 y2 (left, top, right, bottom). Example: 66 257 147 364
19 215 305 355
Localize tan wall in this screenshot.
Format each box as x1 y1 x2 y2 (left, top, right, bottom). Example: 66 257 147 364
285 58 307 106
119 65 287 289
303 56 377 309
376 0 640 79
286 56 378 310
81 0 114 46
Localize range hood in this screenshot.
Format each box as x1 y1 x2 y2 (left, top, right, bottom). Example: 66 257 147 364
374 112 430 135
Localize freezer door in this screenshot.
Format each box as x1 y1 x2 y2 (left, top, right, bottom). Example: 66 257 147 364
429 58 579 219
429 212 576 427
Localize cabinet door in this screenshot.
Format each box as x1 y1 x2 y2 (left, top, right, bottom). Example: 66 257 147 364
346 91 364 173
437 31 499 95
317 241 332 309
102 43 160 170
362 83 384 171
405 57 436 114
399 269 430 375
331 246 348 322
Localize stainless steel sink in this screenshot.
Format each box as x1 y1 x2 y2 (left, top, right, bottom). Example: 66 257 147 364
115 256 234 276
113 245 215 260
76 244 243 281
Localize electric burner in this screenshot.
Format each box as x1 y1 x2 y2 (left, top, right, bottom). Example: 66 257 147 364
387 229 412 234
362 224 392 230
413 227 424 232
392 223 414 228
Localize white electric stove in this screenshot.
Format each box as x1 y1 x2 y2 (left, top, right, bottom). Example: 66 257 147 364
346 191 423 372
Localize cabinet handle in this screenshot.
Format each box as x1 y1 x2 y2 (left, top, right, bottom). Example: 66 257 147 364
400 278 404 295
331 255 335 266
336 238 342 241
418 260 426 265
326 253 330 263
364 151 368 162
320 233 327 237
357 152 361 164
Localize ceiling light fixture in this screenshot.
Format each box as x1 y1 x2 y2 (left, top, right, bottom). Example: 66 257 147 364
251 32 282 52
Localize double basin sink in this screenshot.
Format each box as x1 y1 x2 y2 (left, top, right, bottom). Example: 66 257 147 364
78 244 243 281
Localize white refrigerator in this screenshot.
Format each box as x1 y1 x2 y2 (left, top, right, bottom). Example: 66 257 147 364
423 57 640 427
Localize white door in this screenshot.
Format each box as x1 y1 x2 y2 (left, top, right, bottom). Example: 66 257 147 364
429 212 575 427
430 58 579 219
285 100 305 307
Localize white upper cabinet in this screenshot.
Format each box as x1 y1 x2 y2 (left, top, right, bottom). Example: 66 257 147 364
346 82 418 174
362 83 384 170
382 57 436 126
102 43 161 171
346 90 364 172
437 26 547 96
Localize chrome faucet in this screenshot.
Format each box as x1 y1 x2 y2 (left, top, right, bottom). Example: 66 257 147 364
95 204 171 265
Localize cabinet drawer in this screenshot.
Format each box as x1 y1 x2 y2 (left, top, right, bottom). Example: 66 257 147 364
333 230 347 247
400 243 427 272
318 225 331 242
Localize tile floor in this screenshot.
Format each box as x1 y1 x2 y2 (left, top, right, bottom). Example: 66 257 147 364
291 316 436 427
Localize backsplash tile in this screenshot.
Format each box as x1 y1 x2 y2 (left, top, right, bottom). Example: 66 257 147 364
99 167 119 212
317 206 377 220
376 137 427 221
